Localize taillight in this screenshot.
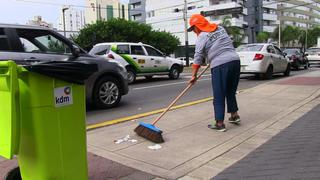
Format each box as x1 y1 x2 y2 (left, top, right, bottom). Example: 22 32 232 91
253 54 264 60
108 54 115 59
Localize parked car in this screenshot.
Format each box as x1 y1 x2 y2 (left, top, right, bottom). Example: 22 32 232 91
177 57 194 66
305 47 320 67
89 42 184 83
0 24 129 109
237 43 291 79
283 49 309 70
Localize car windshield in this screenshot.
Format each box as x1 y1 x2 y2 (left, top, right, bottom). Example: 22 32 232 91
89 45 111 55
306 48 320 53
283 49 298 55
236 45 264 52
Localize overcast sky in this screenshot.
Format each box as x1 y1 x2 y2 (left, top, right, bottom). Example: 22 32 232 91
0 0 129 27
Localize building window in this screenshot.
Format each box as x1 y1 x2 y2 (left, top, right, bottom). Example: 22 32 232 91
132 14 142 21
106 5 113 20
147 10 155 17
209 0 219 5
131 2 141 9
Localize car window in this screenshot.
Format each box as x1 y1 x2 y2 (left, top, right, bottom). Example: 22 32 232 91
20 37 41 53
266 45 275 54
236 44 263 52
116 45 129 54
273 46 283 55
90 45 110 55
16 29 71 55
0 28 10 51
130 45 145 55
144 46 163 56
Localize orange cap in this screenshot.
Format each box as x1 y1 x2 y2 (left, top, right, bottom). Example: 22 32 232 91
187 14 217 32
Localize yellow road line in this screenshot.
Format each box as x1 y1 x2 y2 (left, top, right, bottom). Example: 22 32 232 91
86 97 213 130
86 88 248 131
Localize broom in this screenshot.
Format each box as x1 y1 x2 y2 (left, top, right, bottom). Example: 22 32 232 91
134 65 210 143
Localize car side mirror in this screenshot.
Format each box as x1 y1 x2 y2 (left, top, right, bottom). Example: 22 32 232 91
72 45 81 57
162 53 166 57
304 54 309 57
283 52 287 57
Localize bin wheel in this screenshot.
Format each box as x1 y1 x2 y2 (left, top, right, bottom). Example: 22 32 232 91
6 167 21 180
93 76 122 109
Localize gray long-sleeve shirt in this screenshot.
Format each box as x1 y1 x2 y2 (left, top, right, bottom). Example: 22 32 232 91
193 26 240 68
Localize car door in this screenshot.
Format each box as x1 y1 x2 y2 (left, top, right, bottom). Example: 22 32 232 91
273 46 287 72
129 45 150 73
266 45 280 71
15 28 72 63
143 45 168 72
0 28 25 63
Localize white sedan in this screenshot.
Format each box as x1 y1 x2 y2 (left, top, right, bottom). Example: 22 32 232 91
305 47 320 67
237 43 291 79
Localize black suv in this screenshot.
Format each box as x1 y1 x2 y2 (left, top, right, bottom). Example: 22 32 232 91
0 24 128 109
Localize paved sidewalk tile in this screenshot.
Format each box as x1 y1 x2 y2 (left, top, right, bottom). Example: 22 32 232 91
0 152 156 180
213 105 320 180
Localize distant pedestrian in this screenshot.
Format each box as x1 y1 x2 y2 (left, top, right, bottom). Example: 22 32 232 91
188 14 241 132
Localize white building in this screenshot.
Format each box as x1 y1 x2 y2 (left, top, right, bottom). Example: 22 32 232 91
85 0 129 24
57 6 85 32
146 0 248 46
27 16 53 28
262 0 277 33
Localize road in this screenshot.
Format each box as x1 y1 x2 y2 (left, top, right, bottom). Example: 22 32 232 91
86 68 316 125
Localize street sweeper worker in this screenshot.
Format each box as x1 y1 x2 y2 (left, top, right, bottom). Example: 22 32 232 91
188 14 241 132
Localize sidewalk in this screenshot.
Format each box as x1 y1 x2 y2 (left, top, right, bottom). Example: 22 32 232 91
0 70 319 179
214 104 320 180
87 70 320 180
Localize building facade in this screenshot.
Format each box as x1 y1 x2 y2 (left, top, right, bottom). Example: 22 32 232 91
85 0 129 24
27 16 53 28
129 0 146 23
245 0 278 43
146 0 248 46
277 0 320 29
57 6 85 32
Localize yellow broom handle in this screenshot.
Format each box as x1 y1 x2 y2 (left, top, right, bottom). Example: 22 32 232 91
152 65 210 125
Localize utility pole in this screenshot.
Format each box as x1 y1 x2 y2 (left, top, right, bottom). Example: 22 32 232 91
306 24 308 51
278 20 281 48
183 0 190 67
62 7 69 37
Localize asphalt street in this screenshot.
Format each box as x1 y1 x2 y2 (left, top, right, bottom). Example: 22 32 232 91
86 68 316 125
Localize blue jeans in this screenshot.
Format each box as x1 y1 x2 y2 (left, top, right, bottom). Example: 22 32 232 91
211 60 240 121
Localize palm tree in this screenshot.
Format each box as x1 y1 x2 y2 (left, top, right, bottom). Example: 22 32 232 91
220 16 244 47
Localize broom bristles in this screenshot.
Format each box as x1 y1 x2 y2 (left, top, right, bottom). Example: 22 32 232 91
134 122 164 143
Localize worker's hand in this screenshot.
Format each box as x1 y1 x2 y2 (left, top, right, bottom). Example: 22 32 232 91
189 76 197 85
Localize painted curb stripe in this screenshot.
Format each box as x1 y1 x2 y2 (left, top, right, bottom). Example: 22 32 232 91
86 97 213 130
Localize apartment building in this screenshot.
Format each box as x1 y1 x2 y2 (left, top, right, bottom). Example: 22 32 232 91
85 0 129 24
245 0 278 43
27 16 53 28
129 0 146 23
146 0 248 46
278 0 320 29
57 6 85 32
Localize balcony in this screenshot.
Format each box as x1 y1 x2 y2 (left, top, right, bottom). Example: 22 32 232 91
263 25 277 33
263 13 277 21
262 1 277 9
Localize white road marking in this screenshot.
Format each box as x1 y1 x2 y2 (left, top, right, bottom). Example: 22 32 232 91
132 77 211 90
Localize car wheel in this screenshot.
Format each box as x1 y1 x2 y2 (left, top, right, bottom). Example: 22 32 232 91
145 75 153 80
126 67 136 84
6 167 21 180
263 65 273 79
93 76 121 109
169 65 180 79
304 62 309 69
284 64 291 76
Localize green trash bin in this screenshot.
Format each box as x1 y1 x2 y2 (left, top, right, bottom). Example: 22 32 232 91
0 61 20 159
0 60 97 180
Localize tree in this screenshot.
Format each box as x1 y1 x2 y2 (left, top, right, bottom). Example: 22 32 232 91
256 32 270 43
72 18 180 54
220 16 244 47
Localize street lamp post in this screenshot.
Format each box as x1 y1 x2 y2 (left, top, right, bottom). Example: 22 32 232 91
62 7 69 37
183 0 190 67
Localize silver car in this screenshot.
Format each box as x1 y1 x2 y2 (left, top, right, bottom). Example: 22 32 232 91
0 24 129 109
